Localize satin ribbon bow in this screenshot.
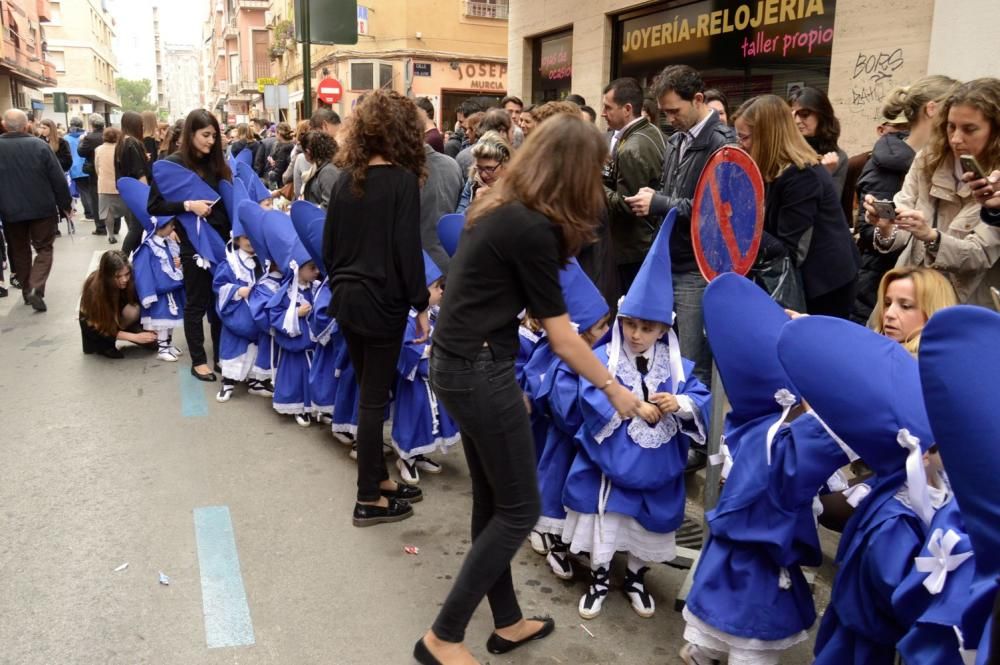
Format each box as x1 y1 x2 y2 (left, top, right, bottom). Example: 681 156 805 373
914 528 973 594
765 389 798 465
898 428 935 526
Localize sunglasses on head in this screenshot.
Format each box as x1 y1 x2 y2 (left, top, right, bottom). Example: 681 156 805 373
792 108 814 120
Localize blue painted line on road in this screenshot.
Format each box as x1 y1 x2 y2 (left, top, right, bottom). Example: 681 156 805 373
179 366 209 417
193 506 255 649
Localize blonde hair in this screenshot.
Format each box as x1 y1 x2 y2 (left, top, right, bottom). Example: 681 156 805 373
470 130 512 164
141 110 159 138
873 266 957 353
732 94 818 182
880 75 958 126
923 77 1000 178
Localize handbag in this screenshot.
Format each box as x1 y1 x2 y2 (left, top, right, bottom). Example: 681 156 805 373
277 181 294 200
750 255 808 313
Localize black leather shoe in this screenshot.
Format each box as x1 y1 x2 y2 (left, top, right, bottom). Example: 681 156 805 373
190 367 217 382
25 292 47 312
0 284 7 298
352 497 413 527
98 347 124 359
413 638 442 665
92 229 107 236
381 483 423 504
486 616 556 654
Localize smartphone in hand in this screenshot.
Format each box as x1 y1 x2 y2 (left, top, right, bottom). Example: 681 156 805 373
960 154 987 180
872 199 897 221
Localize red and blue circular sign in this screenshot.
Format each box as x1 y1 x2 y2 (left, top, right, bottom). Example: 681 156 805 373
691 147 765 281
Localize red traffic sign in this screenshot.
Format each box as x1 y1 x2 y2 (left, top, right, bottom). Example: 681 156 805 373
691 146 765 281
316 77 343 104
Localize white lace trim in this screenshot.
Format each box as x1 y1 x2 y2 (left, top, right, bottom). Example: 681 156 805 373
563 510 676 567
140 316 181 330
534 515 567 536
272 401 307 415
147 235 183 282
219 344 257 381
894 482 951 511
391 433 461 461
331 423 357 436
682 606 807 662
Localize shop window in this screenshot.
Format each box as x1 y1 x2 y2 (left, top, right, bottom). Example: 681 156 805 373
531 30 572 103
613 0 836 112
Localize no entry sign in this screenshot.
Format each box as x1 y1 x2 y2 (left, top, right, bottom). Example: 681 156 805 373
691 146 765 281
316 77 343 104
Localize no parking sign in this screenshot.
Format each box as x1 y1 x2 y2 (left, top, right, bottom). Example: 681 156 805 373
691 147 765 281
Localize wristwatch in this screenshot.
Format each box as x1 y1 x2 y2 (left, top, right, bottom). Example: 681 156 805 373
925 230 942 253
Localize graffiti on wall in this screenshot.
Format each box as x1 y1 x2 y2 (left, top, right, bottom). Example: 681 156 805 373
849 48 905 120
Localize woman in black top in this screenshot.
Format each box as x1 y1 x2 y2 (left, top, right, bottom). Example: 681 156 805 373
323 91 427 525
148 109 232 381
117 111 151 254
141 111 160 163
414 116 642 665
38 119 72 171
266 122 295 189
734 95 859 317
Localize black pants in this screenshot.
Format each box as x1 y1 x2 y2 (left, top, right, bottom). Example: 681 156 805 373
120 211 144 255
341 325 405 502
181 256 221 367
429 346 541 643
76 176 98 224
807 277 858 319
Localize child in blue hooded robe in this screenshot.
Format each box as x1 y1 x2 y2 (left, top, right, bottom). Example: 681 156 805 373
778 316 944 665
562 212 710 621
919 306 1000 665
531 258 610 581
290 201 339 422
390 252 459 484
261 209 319 426
680 274 858 665
236 200 279 396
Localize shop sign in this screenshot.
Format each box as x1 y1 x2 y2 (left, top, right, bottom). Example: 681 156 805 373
413 63 431 77
455 62 508 91
620 0 835 70
539 33 572 82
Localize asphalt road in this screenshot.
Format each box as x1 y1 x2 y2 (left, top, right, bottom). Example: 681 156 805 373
0 222 825 664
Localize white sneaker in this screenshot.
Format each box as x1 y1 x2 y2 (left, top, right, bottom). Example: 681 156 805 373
414 455 442 474
546 548 574 580
248 380 274 397
169 346 183 357
158 349 178 362
216 384 234 403
397 458 420 485
295 413 312 427
332 431 355 446
529 530 549 555
317 413 333 424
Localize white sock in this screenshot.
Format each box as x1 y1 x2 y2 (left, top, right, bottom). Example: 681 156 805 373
627 554 649 575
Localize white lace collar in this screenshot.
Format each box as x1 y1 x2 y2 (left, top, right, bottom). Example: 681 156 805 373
146 233 183 282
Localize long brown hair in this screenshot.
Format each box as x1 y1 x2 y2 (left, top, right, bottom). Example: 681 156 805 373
923 78 1000 178
467 114 605 262
79 251 138 336
39 118 60 151
178 109 232 181
141 111 159 138
733 94 819 182
116 110 145 166
335 90 426 196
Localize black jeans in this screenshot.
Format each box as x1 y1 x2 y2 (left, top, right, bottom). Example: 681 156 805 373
120 211 144 255
76 176 98 224
341 325 405 502
429 346 541 643
181 256 222 367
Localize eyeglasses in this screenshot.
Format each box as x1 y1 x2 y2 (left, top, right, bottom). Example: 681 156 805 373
476 164 501 176
792 108 813 120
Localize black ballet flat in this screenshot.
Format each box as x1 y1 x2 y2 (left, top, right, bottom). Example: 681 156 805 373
413 638 442 665
190 367 217 382
486 616 555 655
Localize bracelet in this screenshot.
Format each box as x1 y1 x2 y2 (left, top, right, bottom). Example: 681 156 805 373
924 230 942 252
599 378 615 391
873 225 897 247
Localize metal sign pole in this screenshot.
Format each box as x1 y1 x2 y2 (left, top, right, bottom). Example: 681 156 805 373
301 0 312 119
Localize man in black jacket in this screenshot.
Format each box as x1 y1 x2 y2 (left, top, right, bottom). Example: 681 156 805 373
626 65 735 384
76 113 105 233
0 109 73 312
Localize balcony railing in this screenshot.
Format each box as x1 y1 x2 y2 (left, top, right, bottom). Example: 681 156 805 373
1 39 55 85
236 0 269 9
462 0 508 19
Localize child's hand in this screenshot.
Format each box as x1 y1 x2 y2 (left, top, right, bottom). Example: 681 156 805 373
174 256 181 268
298 303 312 317
637 402 662 425
237 286 251 299
649 392 679 414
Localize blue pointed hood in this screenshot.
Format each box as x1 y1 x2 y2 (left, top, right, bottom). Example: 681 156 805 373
116 177 158 234
290 200 326 272
234 148 253 168
778 315 936 525
150 160 226 265
423 250 442 287
260 209 312 273
237 200 271 263
920 306 1000 573
704 273 799 422
560 258 609 333
236 160 271 204
437 213 465 257
218 178 251 239
619 209 676 325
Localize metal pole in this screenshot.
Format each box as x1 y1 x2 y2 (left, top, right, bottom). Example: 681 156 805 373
301 0 312 119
